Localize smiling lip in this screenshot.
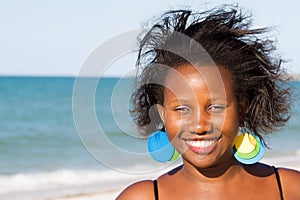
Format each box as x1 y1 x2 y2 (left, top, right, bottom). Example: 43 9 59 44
184 137 220 154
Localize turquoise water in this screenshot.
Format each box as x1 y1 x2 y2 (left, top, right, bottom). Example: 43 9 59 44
0 77 99 174
0 76 299 196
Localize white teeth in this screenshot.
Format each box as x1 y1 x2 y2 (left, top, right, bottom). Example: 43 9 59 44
185 140 216 148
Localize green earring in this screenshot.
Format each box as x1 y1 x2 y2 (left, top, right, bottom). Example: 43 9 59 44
233 133 265 164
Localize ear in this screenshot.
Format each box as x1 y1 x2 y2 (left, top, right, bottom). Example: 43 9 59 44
156 104 166 124
238 98 248 126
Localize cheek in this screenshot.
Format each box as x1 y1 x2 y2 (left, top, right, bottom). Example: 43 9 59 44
214 111 240 141
164 116 184 139
213 115 239 130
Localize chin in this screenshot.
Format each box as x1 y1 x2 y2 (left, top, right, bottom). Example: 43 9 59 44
182 149 234 169
182 151 218 168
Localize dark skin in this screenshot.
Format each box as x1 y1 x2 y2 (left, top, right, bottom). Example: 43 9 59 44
117 65 300 200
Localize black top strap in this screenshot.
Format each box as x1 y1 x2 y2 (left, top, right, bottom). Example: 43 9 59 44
153 179 159 200
273 166 284 200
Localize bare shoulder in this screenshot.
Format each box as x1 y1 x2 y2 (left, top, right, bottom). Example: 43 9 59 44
116 180 154 200
278 168 300 199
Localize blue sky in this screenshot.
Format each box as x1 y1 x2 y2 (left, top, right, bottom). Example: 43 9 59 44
0 0 299 76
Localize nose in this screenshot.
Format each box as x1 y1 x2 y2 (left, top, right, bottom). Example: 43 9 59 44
190 110 212 135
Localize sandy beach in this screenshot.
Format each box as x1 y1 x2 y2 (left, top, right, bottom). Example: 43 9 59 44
46 189 121 200
39 188 122 200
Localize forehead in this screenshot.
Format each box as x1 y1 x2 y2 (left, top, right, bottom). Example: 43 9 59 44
164 64 234 97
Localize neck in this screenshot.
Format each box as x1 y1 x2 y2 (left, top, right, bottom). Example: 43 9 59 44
181 156 242 184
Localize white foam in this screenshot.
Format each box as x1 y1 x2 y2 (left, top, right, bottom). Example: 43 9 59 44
262 151 300 171
0 163 178 198
0 169 138 195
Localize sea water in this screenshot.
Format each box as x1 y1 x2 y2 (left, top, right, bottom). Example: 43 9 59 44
0 77 299 197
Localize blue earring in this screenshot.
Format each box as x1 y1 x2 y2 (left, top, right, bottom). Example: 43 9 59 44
233 132 265 164
147 131 179 162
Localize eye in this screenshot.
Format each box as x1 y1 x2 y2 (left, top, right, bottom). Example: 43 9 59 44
207 104 225 113
173 105 191 113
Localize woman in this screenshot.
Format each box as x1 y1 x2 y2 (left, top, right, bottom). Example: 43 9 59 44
117 5 300 199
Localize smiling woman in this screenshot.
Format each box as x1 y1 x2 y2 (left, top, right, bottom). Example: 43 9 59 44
158 65 242 169
117 4 300 200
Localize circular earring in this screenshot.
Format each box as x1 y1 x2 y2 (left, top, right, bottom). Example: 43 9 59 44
233 132 265 165
148 131 179 162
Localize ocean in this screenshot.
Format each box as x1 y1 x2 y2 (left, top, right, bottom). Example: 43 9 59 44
0 76 299 198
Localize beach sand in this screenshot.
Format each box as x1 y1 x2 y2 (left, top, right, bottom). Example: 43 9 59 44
46 189 120 200
44 161 300 200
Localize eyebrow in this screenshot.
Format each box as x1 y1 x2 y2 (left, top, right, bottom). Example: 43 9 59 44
164 96 228 104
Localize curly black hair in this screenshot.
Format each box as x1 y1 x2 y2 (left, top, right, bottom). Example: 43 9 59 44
130 5 292 139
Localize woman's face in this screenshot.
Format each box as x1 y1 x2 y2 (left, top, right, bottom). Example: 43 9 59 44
158 64 245 168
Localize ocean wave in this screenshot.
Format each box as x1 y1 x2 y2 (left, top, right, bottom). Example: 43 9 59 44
0 169 135 195
0 163 176 196
262 150 300 171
